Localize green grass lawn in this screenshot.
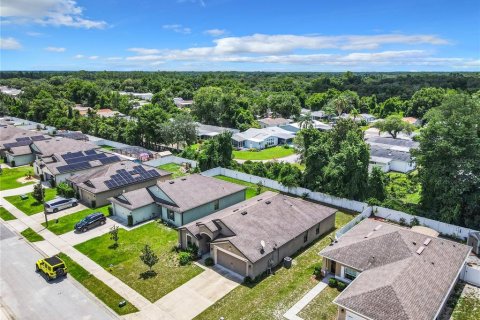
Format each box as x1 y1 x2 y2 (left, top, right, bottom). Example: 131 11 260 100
75 222 203 302
233 146 295 160
158 163 187 179
58 253 138 315
42 206 110 235
0 207 16 221
195 212 355 320
5 188 57 216
0 166 36 191
100 145 116 151
214 175 276 199
298 286 341 320
21 227 44 242
452 290 480 320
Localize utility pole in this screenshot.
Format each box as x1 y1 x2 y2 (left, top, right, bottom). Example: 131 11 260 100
42 184 48 228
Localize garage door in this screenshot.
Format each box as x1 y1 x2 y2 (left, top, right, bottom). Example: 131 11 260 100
216 249 247 276
346 311 368 320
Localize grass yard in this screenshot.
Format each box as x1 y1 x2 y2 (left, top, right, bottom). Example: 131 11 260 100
58 253 138 315
42 206 110 235
195 211 355 320
214 175 275 199
298 286 341 319
0 166 36 190
100 145 116 151
21 227 44 242
0 207 16 221
75 222 203 302
158 163 188 178
5 188 57 216
233 146 295 160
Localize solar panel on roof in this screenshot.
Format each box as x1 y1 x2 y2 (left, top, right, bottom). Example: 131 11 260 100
103 166 160 190
62 151 84 160
85 149 97 155
16 137 31 141
31 135 48 141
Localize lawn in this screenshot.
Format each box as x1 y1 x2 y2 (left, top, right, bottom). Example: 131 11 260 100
75 222 203 302
5 188 57 216
58 253 138 315
42 206 110 235
233 146 295 160
0 207 16 221
214 175 276 199
0 166 36 190
195 211 355 320
100 145 116 151
158 163 187 179
298 286 341 319
21 227 44 242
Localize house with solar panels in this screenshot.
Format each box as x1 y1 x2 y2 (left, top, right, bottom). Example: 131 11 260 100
67 161 171 208
109 174 246 226
0 125 51 166
34 149 123 185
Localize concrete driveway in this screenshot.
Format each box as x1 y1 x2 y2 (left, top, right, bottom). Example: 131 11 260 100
0 223 118 320
30 203 89 224
58 218 120 246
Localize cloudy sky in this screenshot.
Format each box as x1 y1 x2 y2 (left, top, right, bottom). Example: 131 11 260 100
1 0 479 71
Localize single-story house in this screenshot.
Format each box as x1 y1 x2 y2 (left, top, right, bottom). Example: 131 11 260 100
366 136 419 153
34 149 122 185
0 126 50 166
232 127 295 150
68 161 171 208
257 117 291 128
195 122 239 140
179 191 336 278
173 97 194 108
320 219 471 320
311 110 327 120
109 174 246 226
280 120 332 133
369 145 415 173
119 91 153 101
31 138 99 158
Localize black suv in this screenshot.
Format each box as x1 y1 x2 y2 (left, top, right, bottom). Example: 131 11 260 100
74 212 106 232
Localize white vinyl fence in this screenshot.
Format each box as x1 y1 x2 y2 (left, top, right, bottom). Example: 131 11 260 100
461 265 480 287
373 206 478 240
85 135 130 149
201 167 368 213
336 207 372 239
144 155 197 168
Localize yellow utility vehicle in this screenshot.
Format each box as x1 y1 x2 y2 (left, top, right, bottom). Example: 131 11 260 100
36 256 67 281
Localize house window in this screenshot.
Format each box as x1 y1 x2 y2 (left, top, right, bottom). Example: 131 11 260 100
316 224 320 235
186 234 192 246
167 209 175 221
303 231 308 243
344 267 358 281
214 200 220 210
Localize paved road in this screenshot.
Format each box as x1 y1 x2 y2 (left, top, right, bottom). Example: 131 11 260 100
0 223 118 320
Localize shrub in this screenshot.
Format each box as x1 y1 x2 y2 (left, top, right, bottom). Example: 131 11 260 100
108 206 113 216
127 215 133 226
186 243 199 257
301 192 310 200
205 257 214 266
313 263 322 278
328 278 337 287
399 217 407 226
10 160 15 167
243 276 253 284
282 144 290 149
56 182 75 198
178 252 191 266
410 217 420 227
337 281 347 291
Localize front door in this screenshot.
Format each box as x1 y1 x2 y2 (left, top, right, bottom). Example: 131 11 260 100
330 260 336 274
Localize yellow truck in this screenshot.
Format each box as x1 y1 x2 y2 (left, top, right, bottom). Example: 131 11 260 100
36 256 67 281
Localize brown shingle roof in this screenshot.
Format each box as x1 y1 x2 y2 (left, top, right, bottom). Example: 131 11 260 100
33 138 99 157
321 219 471 320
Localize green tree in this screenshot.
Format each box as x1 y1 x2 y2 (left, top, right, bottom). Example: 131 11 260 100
109 225 120 248
192 86 223 125
412 93 480 228
368 167 387 201
197 132 233 171
140 244 159 272
374 114 415 138
408 87 447 118
267 92 301 118
32 182 44 204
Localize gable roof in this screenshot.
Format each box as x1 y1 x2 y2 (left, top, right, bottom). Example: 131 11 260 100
367 136 419 149
321 219 471 320
233 127 295 142
109 188 156 210
183 192 337 263
369 145 412 162
257 117 291 126
152 174 246 212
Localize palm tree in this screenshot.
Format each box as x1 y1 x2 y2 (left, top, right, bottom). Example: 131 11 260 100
298 112 314 129
350 107 359 121
329 95 350 116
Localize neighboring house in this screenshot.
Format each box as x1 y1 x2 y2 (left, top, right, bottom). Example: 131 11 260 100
366 136 419 153
280 120 332 133
311 110 327 120
403 117 422 126
369 145 415 173
0 126 51 166
320 219 471 320
0 86 23 97
68 161 171 208
31 138 99 158
0 116 56 134
55 131 89 141
232 127 295 149
179 191 336 278
34 149 122 185
96 109 126 118
257 117 291 128
359 113 376 123
119 91 153 101
196 123 239 140
110 174 246 226
173 97 194 108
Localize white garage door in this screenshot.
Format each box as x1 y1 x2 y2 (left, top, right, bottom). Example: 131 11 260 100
346 310 368 320
216 249 247 276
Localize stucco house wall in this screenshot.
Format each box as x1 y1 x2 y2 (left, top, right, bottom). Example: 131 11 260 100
112 202 160 225
6 153 34 167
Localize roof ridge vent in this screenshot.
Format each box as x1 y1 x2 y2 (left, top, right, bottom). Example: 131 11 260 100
423 238 432 246
416 246 425 255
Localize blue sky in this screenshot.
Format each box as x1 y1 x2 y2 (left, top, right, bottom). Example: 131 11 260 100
1 0 479 71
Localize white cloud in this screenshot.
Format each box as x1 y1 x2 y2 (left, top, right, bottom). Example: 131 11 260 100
162 24 191 34
0 37 21 50
88 56 99 60
45 46 65 52
26 31 44 37
127 48 161 55
74 54 84 58
0 0 107 29
106 56 122 61
204 29 227 37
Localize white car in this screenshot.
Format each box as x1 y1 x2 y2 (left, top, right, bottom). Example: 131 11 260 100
45 197 78 213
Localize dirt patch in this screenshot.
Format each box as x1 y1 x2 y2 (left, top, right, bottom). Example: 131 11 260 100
16 176 37 184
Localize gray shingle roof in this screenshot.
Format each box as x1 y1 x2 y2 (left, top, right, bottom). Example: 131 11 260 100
183 192 337 263
8 145 32 155
369 145 412 162
321 219 471 320
33 138 99 157
367 136 419 149
109 188 156 210
153 174 246 212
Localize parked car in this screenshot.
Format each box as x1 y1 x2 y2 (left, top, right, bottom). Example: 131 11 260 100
45 197 78 213
74 212 106 232
36 255 67 281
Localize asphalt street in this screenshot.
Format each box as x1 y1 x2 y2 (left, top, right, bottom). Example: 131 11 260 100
0 222 118 320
